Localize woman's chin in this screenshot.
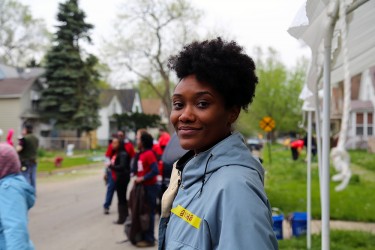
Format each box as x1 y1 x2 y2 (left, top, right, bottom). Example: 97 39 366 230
178 139 197 151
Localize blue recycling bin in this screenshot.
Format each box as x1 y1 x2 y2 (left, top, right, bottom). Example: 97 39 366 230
291 212 307 237
272 214 284 240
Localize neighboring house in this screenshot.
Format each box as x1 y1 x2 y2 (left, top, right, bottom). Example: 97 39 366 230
141 98 169 125
331 66 375 149
0 64 46 145
97 89 142 145
141 98 170 139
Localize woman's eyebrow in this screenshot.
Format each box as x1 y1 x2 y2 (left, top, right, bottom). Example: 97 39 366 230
172 91 214 98
195 91 214 97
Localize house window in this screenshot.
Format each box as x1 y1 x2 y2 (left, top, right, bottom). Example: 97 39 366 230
30 90 40 112
356 113 364 135
368 113 373 136
32 100 40 112
356 112 374 136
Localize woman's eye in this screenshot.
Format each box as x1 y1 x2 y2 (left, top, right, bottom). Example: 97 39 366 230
172 102 183 110
197 101 209 109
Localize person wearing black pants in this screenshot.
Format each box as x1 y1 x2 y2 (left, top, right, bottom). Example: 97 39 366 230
134 130 159 247
109 137 130 224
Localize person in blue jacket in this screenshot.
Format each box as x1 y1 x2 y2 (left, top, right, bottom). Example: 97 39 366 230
159 38 278 249
0 143 35 250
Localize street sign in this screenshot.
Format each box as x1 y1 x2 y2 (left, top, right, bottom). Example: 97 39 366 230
259 116 275 132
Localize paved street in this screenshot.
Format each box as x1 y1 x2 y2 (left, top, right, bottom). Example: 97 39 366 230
29 166 158 250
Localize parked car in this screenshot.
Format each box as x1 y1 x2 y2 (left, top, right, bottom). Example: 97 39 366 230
246 138 263 152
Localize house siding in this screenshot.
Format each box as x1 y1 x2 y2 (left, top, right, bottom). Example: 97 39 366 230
0 98 22 145
345 69 375 149
97 96 122 144
97 106 109 143
132 93 142 113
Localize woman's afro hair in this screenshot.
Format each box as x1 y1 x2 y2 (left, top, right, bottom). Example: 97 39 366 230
168 37 258 111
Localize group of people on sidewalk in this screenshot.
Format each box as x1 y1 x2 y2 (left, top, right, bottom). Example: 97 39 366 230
102 128 171 247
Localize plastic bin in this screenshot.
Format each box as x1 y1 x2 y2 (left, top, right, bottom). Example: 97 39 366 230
272 214 284 240
291 212 307 237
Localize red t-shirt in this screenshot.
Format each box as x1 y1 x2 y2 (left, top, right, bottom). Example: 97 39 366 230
105 141 135 158
158 132 170 148
137 150 158 186
105 141 135 181
290 140 304 149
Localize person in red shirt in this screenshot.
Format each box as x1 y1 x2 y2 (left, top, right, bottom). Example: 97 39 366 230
290 139 304 161
134 130 159 247
158 128 170 152
105 130 135 159
108 136 131 224
103 130 135 215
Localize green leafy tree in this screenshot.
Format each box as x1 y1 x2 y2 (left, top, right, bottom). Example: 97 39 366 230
40 0 100 136
137 79 167 99
0 0 50 67
113 113 161 133
102 0 203 127
237 48 307 137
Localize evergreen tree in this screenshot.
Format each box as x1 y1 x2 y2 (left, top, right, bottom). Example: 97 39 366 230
40 0 100 135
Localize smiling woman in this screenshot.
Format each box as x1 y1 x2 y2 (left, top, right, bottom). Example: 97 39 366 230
159 38 278 250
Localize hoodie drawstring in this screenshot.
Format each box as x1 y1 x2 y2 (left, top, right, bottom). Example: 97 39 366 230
199 154 213 197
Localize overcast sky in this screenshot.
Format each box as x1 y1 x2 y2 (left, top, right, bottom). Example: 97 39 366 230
20 0 310 69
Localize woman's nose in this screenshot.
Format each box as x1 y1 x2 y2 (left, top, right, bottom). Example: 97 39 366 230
179 105 195 123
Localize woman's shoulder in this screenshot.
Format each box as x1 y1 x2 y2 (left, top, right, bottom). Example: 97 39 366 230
0 174 29 193
212 165 264 189
1 174 22 185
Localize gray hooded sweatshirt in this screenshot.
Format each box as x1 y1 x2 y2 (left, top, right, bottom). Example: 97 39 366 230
161 133 278 250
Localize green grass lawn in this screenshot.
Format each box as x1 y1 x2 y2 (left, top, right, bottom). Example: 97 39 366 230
37 148 106 172
278 230 375 250
263 144 375 222
349 149 375 172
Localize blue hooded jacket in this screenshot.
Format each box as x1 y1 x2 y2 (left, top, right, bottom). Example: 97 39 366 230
160 133 278 249
0 174 35 250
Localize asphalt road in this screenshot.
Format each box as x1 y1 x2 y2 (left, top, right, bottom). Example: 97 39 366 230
29 166 158 250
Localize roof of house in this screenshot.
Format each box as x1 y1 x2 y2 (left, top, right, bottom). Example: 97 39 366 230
100 89 137 112
351 100 374 111
141 99 163 115
20 67 45 79
0 64 19 79
0 77 37 98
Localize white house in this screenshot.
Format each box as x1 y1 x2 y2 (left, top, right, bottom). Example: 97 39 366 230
0 64 46 144
331 66 375 149
97 89 142 145
347 67 375 148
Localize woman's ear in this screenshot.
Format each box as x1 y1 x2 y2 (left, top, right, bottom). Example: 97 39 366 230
229 106 241 124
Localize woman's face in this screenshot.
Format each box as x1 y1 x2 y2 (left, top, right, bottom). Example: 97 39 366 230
136 131 143 150
112 138 119 151
170 75 239 154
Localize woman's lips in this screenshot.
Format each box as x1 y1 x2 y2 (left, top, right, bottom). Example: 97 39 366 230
178 127 201 137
